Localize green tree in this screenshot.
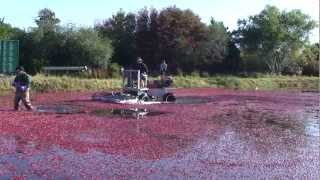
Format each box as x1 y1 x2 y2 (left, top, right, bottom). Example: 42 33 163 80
235 5 317 74
96 10 136 67
224 41 242 74
135 8 161 72
24 8 63 72
68 28 113 69
35 8 60 33
157 7 207 73
0 20 50 75
18 9 113 75
194 18 230 73
17 31 48 75
136 8 151 66
136 8 149 55
0 20 22 39
149 8 160 70
0 20 13 39
299 43 319 76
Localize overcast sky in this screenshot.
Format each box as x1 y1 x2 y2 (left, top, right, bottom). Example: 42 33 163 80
1 0 319 43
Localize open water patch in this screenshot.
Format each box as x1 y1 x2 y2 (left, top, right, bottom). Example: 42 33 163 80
265 119 296 130
174 96 213 104
35 104 84 114
91 108 167 119
301 90 320 93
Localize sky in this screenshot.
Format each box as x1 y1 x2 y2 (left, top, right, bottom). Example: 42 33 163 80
1 0 319 43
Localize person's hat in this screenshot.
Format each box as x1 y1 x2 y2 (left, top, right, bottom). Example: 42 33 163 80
16 66 24 71
137 57 143 63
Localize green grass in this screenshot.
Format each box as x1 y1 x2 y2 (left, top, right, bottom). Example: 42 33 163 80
173 75 319 91
0 74 122 93
0 74 319 93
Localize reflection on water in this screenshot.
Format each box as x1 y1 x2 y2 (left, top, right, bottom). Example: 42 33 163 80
91 108 166 119
265 118 295 129
174 96 213 104
305 121 320 137
35 104 83 114
302 113 320 137
0 119 319 179
0 111 319 178
209 107 320 156
0 94 319 178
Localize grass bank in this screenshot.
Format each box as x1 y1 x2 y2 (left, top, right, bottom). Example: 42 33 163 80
0 74 318 93
0 75 122 93
174 75 319 91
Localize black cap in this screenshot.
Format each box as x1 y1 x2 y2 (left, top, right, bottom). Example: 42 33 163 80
16 66 24 71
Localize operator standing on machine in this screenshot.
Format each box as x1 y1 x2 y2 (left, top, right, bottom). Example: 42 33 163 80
134 57 148 88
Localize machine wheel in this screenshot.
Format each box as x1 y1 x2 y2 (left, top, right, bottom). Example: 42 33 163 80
163 93 176 102
138 92 149 101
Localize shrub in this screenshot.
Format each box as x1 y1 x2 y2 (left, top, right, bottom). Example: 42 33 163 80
302 61 319 76
200 71 210 77
282 62 302 75
106 63 122 78
190 71 200 77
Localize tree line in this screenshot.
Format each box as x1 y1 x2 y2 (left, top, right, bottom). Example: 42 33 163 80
0 5 318 77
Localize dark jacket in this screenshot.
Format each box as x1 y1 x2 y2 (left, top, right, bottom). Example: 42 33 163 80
13 72 32 89
134 63 148 74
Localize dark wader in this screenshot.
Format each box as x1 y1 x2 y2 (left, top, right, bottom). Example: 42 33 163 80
14 88 33 110
13 72 33 110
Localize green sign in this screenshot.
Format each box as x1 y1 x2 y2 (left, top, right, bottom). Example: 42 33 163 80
0 40 19 74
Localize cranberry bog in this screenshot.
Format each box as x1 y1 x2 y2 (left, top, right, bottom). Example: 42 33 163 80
0 88 319 179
